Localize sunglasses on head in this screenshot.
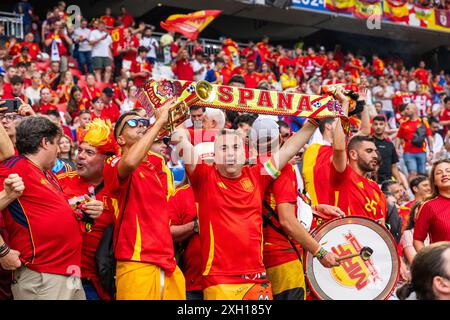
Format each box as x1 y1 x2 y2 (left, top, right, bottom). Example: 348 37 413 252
118 118 150 136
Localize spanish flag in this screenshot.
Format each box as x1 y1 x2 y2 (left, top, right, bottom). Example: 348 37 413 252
353 0 382 19
383 0 409 22
302 144 334 206
325 0 355 13
160 10 222 40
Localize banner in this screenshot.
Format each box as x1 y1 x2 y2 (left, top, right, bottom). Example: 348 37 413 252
325 0 355 12
353 0 382 19
383 0 409 22
137 79 345 122
160 10 222 40
428 8 450 31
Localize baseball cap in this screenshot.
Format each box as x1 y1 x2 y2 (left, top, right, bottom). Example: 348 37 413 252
248 117 279 146
103 87 114 97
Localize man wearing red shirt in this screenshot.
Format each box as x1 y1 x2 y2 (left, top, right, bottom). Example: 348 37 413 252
175 42 194 81
172 101 328 299
113 77 128 107
119 6 135 28
168 184 202 300
0 116 103 299
117 28 139 76
330 90 386 221
82 73 101 106
413 61 429 85
345 53 363 81
130 46 152 88
278 50 296 75
101 8 115 30
396 103 433 177
100 88 120 124
232 56 247 76
111 22 125 79
257 37 270 63
104 105 186 300
250 118 340 300
372 54 385 77
243 60 262 89
439 97 450 136
58 119 115 300
392 81 413 113
322 52 340 78
19 33 40 61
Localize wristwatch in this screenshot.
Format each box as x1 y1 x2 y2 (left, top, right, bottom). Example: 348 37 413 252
193 218 199 234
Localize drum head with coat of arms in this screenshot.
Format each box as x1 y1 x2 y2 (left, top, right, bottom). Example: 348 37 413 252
305 217 399 300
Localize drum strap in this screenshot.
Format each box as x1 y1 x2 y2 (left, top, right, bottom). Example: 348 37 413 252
262 201 303 263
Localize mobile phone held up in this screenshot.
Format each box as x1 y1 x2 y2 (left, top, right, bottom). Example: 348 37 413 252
0 99 20 113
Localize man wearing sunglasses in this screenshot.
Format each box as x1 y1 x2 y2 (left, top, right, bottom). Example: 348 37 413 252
104 99 186 300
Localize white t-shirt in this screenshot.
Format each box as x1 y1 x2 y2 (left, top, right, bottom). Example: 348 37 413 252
89 29 112 58
73 27 92 52
25 86 41 106
191 59 207 82
140 36 158 59
372 85 395 112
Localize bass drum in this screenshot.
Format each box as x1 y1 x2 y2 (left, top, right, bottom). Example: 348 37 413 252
305 216 399 300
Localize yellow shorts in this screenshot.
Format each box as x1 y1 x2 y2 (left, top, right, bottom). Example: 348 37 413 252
116 261 186 300
203 282 273 300
266 259 306 300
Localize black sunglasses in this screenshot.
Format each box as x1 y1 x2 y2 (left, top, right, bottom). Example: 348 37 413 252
118 118 150 136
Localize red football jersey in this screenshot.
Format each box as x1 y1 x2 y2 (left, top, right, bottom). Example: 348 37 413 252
414 195 450 243
103 154 176 275
263 164 300 268
0 157 82 275
397 118 432 153
57 172 114 280
330 164 386 220
167 185 202 292
187 160 280 276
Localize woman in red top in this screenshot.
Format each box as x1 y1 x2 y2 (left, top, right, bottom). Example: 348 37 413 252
414 159 450 251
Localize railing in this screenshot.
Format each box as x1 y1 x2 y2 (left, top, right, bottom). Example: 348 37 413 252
0 11 24 40
151 31 248 61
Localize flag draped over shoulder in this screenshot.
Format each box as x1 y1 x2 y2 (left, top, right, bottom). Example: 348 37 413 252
160 10 222 40
302 144 334 207
383 0 409 22
353 0 382 19
325 0 355 13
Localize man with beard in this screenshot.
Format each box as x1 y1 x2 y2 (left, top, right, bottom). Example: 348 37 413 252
331 128 387 222
57 119 115 300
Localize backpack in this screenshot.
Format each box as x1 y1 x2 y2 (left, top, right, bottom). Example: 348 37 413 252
95 224 116 298
411 119 427 148
385 202 402 244
95 177 132 299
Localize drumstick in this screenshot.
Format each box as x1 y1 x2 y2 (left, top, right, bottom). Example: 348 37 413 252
336 246 373 262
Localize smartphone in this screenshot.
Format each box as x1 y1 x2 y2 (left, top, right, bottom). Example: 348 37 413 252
0 99 20 113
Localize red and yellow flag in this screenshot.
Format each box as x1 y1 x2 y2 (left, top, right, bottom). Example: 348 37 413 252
325 0 355 13
383 0 409 22
160 10 222 40
353 0 382 19
302 144 334 207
